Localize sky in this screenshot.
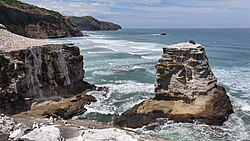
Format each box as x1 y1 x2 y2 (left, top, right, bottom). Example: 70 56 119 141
20 0 250 28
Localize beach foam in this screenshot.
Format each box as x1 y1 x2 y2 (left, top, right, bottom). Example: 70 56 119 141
83 80 154 118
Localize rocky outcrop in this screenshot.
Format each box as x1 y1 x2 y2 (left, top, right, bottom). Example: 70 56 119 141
114 41 233 128
14 92 97 119
69 16 122 31
0 27 94 115
0 0 83 38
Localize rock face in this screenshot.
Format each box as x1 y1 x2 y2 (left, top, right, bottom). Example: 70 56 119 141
114 42 233 128
69 16 122 31
0 28 93 115
0 0 83 38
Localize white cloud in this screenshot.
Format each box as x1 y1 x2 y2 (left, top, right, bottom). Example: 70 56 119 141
73 0 162 4
19 0 250 28
20 0 112 17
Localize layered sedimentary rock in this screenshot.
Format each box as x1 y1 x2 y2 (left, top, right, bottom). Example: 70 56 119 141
114 41 233 128
0 27 94 115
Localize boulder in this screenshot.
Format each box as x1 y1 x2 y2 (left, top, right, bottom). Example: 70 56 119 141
21 125 63 141
24 93 97 119
114 42 233 128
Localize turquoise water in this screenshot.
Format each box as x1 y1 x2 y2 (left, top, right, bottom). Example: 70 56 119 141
52 28 250 141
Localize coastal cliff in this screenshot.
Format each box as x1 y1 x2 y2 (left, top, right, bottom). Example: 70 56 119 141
0 25 95 116
114 41 233 128
0 0 122 38
0 26 167 141
69 16 122 31
0 0 83 38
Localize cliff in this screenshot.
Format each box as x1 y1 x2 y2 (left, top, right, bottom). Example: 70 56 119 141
69 16 122 31
0 0 83 38
0 25 95 115
114 41 233 128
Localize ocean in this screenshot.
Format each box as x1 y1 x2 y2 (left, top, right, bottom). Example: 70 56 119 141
51 28 250 141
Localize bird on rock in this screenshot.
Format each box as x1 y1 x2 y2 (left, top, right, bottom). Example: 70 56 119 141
78 130 85 141
9 123 24 141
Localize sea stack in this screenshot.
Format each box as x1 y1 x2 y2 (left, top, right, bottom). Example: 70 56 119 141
114 41 233 128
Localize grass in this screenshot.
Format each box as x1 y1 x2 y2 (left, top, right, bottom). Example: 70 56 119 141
0 0 62 17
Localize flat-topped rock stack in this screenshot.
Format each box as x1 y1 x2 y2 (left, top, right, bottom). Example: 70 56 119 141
114 41 233 128
155 42 216 102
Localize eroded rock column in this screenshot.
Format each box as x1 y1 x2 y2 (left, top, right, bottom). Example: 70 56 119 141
114 41 233 128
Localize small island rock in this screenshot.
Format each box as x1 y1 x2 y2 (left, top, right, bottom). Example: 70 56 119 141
114 42 233 128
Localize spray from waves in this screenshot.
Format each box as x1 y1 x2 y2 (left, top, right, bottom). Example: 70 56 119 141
82 80 154 117
213 67 250 95
212 67 250 112
138 114 248 141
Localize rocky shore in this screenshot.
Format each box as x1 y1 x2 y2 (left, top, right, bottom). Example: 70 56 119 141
114 41 233 128
1 113 167 141
0 24 97 115
0 24 166 141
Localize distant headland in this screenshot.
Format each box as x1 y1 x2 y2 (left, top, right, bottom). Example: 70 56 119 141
0 0 121 39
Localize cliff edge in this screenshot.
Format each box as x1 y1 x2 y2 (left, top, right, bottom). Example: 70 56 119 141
114 41 233 128
0 24 94 116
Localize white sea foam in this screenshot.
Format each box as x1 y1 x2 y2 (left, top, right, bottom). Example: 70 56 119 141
86 37 163 55
141 55 160 60
213 67 250 112
83 80 154 116
137 114 249 141
241 105 250 112
106 80 154 94
92 70 114 76
130 46 162 52
87 51 113 54
213 67 250 95
131 65 144 70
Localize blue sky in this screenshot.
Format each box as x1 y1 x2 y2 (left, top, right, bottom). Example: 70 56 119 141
20 0 250 28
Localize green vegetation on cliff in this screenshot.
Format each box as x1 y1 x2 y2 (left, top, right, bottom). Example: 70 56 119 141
69 16 121 31
0 0 83 38
0 0 61 16
0 0 121 38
